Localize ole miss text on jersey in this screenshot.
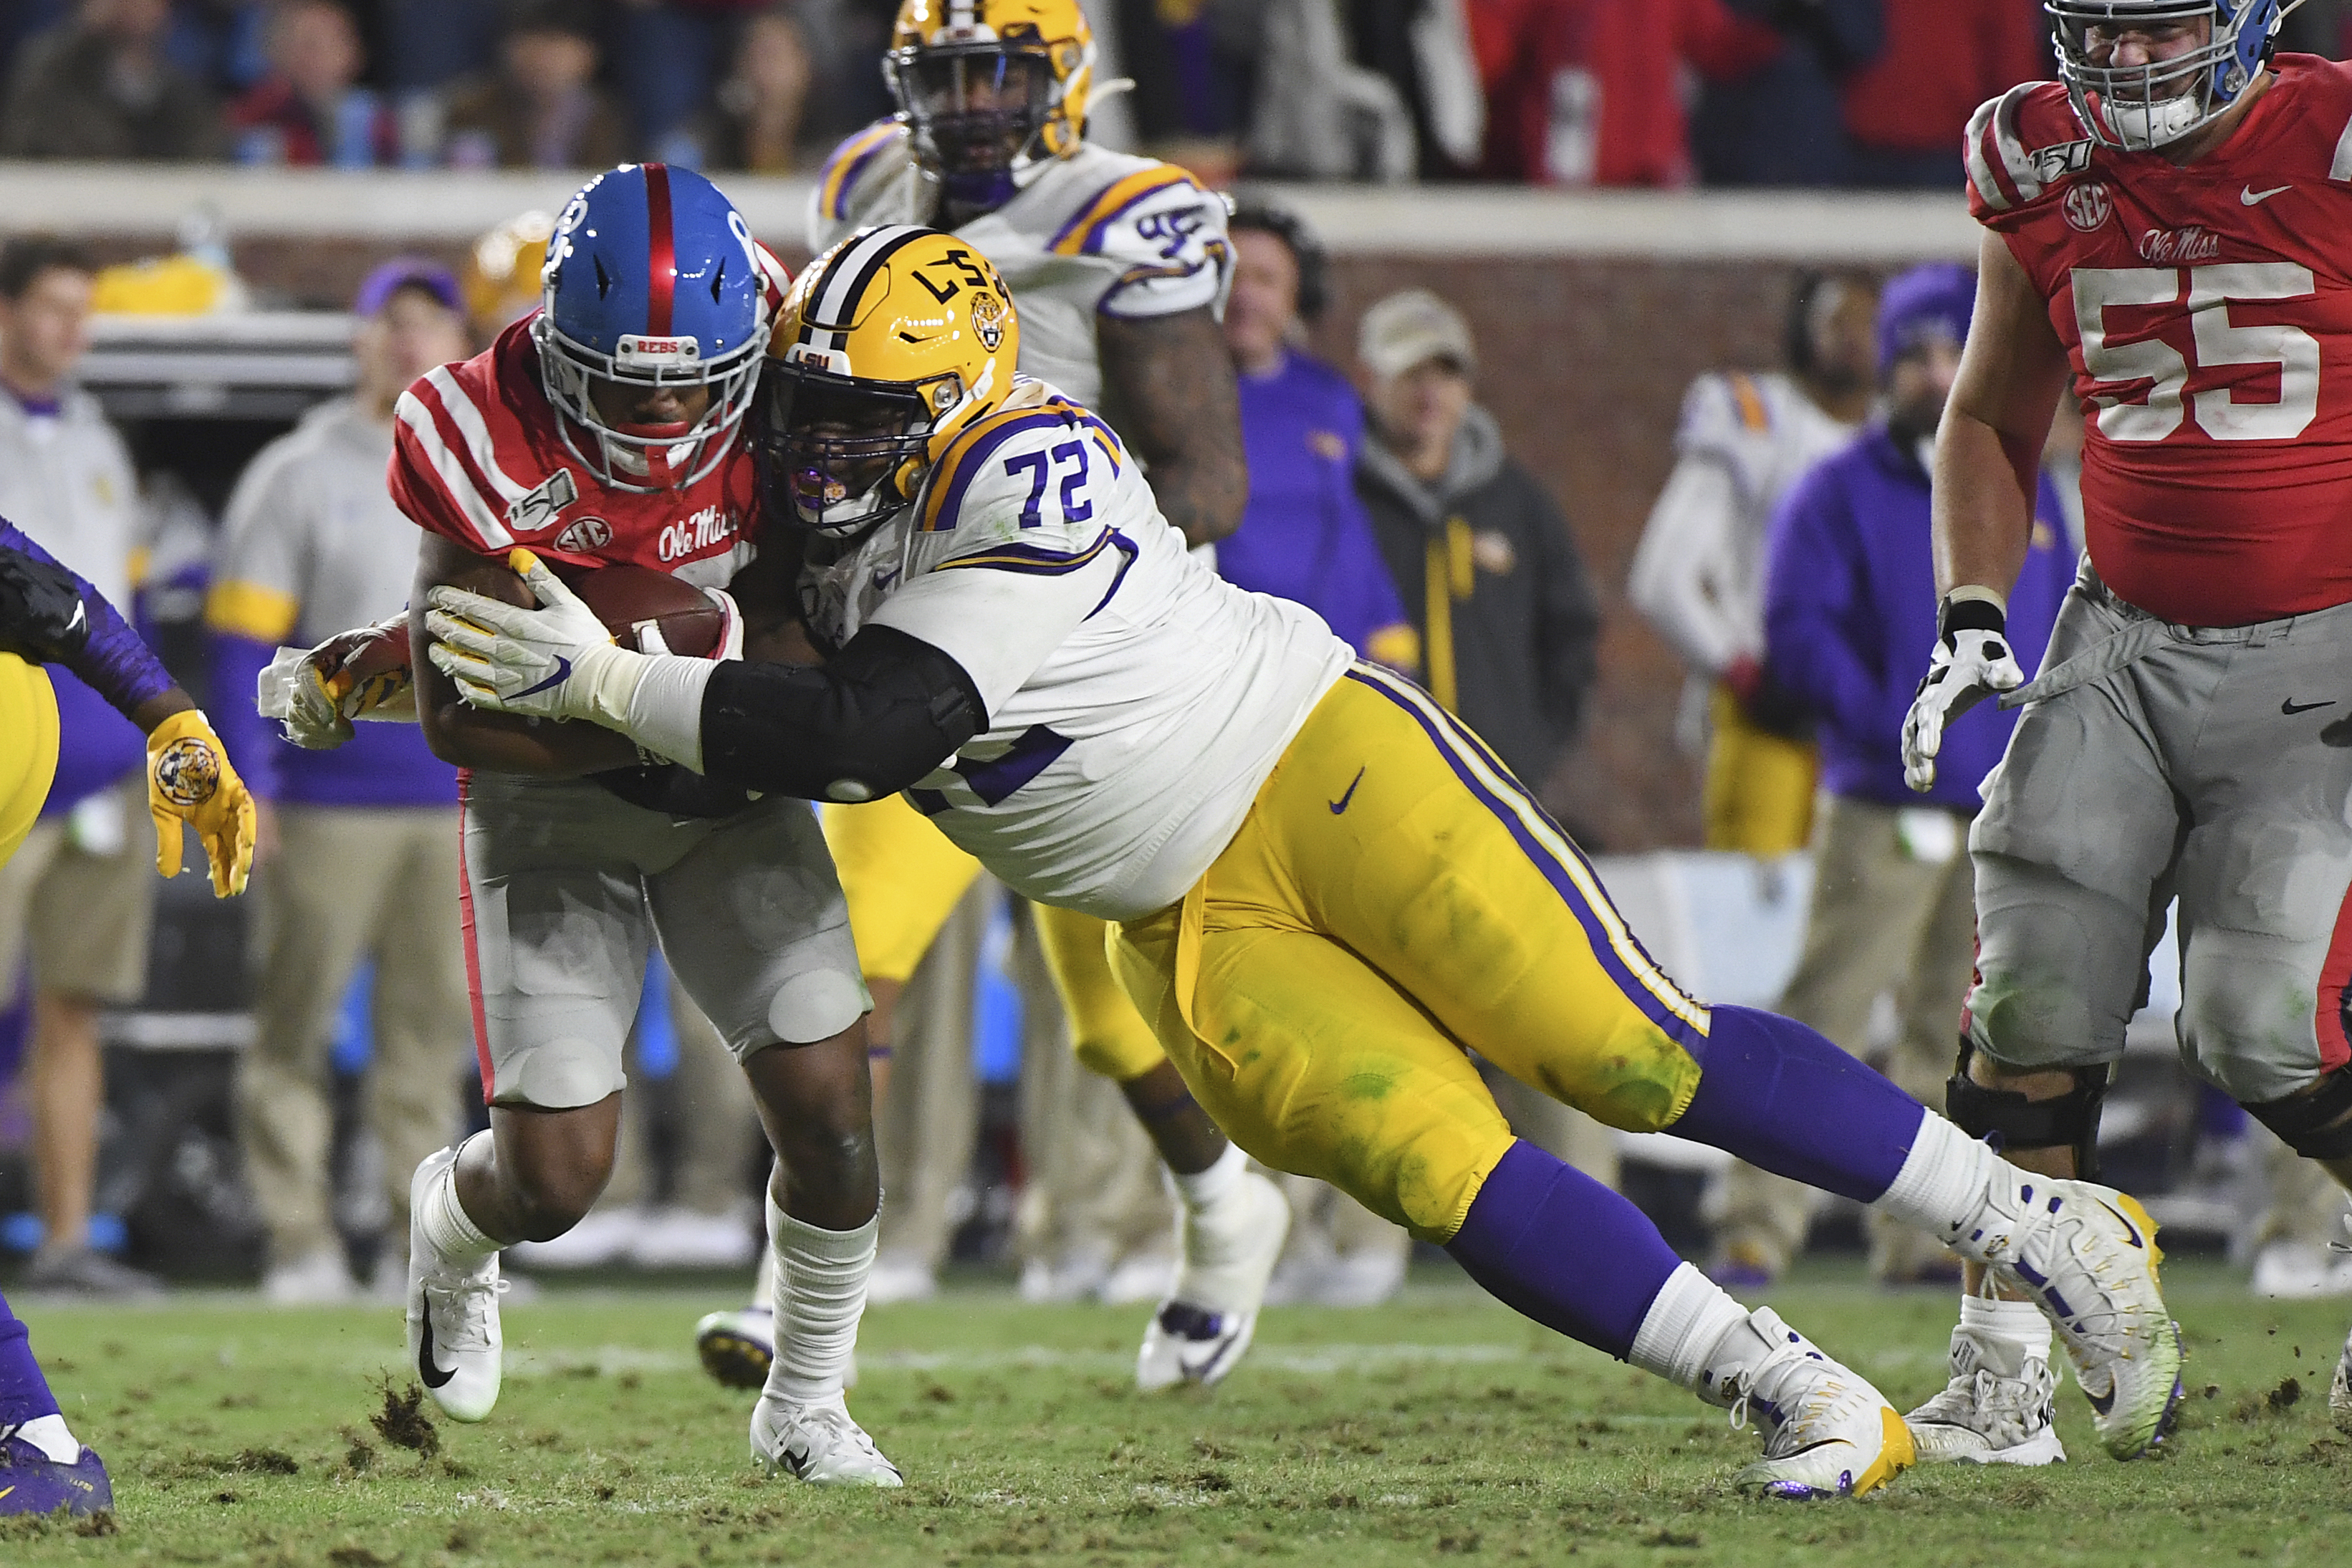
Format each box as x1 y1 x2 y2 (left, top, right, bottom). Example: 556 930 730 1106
1968 55 2352 628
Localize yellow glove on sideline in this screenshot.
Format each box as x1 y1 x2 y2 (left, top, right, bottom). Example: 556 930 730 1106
146 708 257 898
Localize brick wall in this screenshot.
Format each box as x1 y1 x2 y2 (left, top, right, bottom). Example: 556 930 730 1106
133 236 1844 851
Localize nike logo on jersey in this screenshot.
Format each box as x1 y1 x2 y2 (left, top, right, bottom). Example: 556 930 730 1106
1329 767 1366 815
2283 698 2335 716
416 1299 456 1388
514 656 573 699
2242 184 2293 206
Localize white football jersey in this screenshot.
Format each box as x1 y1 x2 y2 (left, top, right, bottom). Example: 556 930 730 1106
799 380 1348 920
807 121 1232 410
1626 370 1856 676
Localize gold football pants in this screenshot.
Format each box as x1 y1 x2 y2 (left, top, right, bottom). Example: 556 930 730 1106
1701 683 1816 857
1113 665 1707 1243
0 654 58 867
822 792 1168 1083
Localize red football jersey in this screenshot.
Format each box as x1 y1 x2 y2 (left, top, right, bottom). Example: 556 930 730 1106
1967 56 2352 627
388 315 760 590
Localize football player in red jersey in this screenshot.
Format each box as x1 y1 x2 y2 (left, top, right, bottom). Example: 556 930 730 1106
1902 0 2352 1461
391 163 903 1486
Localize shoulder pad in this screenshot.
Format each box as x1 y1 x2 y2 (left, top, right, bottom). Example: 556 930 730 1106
1966 82 2091 218
916 395 1128 546
809 121 916 247
1044 155 1230 319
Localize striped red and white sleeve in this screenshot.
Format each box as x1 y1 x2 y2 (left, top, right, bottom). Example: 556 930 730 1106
388 361 537 554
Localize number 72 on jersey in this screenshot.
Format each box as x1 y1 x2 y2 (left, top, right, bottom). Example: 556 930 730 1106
2073 264 2321 443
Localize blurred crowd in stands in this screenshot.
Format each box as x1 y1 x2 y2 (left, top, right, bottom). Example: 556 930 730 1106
13 0 2352 187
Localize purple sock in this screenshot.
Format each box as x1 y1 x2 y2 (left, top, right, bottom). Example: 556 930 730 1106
1444 1139 1684 1360
0 1289 61 1427
1672 1004 1927 1203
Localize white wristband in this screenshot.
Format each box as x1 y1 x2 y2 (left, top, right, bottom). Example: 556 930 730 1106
620 655 717 773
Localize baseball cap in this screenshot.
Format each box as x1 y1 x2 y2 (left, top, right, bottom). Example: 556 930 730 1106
1358 289 1477 380
354 256 464 319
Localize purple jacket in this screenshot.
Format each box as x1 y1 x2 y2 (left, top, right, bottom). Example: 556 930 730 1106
1222 351 1413 660
1763 425 2075 812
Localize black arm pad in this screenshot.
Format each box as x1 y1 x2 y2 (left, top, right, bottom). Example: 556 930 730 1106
699 622 986 802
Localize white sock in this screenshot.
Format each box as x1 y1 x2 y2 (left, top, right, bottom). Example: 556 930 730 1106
12 1413 80 1464
1168 1141 1247 1212
1627 1262 1752 1393
416 1136 500 1267
1959 1294 2051 1356
764 1192 877 1407
1873 1112 2006 1258
752 1242 779 1317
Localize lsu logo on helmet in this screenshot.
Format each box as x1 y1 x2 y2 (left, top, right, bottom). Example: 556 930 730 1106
757 226 1021 537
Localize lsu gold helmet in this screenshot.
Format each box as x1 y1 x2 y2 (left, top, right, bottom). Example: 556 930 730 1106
885 0 1094 210
462 210 557 339
758 226 1018 537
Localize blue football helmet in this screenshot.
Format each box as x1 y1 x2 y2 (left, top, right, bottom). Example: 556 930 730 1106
2048 1 2285 152
535 164 766 492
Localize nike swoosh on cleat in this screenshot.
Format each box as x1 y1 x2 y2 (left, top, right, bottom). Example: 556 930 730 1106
782 1443 812 1477
1329 766 1366 814
416 1299 456 1389
2242 184 2292 205
2085 1385 2116 1416
514 655 573 699
2096 1198 2147 1248
2283 698 2334 716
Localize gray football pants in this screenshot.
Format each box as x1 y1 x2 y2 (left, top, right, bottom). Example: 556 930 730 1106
1970 564 2352 1105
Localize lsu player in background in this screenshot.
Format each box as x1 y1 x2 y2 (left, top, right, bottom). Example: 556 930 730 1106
1902 0 2352 1458
704 0 1285 1395
385 164 902 1486
0 524 256 1516
429 228 2185 1497
1628 271 1878 862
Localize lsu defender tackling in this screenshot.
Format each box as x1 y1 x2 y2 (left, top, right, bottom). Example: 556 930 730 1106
1902 0 2352 1458
428 227 2187 1499
695 0 1286 1397
387 164 901 1486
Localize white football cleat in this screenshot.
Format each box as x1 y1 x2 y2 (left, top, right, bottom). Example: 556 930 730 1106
405 1146 504 1423
1704 1308 1914 1500
751 1395 902 1487
1905 1324 2068 1466
695 1304 774 1392
1137 1170 1290 1393
1954 1176 2182 1460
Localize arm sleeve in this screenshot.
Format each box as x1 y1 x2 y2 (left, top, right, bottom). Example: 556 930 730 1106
205 438 307 645
1080 169 1235 320
699 624 986 802
0 519 174 718
1628 456 1746 675
1760 471 1877 739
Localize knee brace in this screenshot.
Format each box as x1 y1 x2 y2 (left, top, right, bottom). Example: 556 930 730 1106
1945 1040 2111 1179
2241 1067 2352 1160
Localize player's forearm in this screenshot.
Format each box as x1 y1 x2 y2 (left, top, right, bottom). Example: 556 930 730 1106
1097 309 1247 547
696 627 984 800
1931 408 2037 600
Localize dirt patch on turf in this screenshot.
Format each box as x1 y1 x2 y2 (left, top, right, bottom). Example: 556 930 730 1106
370 1380 441 1458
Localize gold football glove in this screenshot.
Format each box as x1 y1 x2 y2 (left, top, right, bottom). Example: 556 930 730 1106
145 708 256 898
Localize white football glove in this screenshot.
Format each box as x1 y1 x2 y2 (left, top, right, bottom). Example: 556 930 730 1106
425 549 647 726
256 617 416 750
1902 591 2024 794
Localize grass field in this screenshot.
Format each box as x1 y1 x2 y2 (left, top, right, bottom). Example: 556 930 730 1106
4 1256 2347 1567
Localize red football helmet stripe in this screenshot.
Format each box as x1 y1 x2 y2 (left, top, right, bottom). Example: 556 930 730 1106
645 162 676 337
